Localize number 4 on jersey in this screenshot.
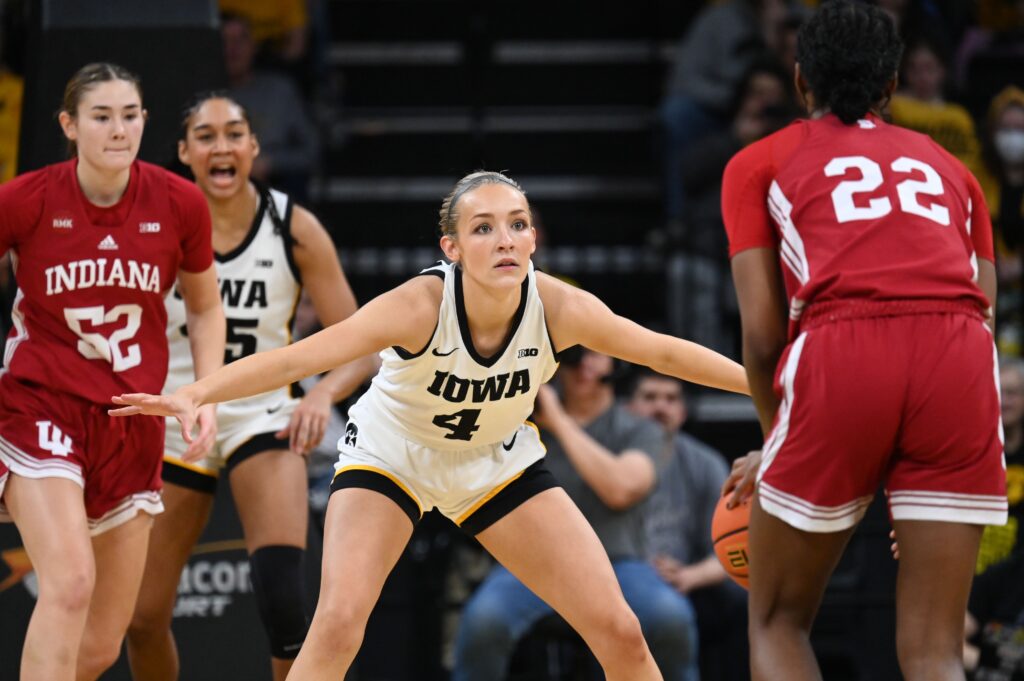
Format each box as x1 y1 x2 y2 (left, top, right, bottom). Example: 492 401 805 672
432 408 482 441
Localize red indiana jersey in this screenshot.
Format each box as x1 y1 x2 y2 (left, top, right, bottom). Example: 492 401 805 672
722 113 993 336
0 159 212 404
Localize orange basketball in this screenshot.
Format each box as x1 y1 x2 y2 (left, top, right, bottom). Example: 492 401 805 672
711 494 751 589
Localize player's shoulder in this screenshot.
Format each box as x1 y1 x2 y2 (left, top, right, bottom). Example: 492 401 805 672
725 119 807 179
0 163 50 201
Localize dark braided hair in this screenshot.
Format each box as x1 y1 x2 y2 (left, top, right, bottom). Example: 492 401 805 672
796 0 903 124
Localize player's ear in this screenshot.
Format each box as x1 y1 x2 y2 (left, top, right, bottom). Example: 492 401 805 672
177 139 190 165
440 233 460 262
58 111 77 142
251 132 260 158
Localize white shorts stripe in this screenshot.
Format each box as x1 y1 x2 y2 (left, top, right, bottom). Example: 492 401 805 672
758 332 807 482
0 435 84 484
759 482 873 532
87 491 163 536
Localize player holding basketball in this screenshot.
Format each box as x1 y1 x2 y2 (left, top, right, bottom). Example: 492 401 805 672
126 93 369 681
112 169 748 681
721 3 1005 681
0 63 224 681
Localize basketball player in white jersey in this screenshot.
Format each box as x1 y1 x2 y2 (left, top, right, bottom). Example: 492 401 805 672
125 94 370 681
112 170 750 681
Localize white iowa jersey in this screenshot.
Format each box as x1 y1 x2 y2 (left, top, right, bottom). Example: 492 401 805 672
356 260 558 450
165 187 301 402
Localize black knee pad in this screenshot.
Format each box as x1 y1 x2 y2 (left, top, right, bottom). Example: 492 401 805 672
249 545 309 659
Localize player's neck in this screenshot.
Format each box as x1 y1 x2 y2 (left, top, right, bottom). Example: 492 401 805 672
208 181 260 237
460 274 522 350
75 158 131 208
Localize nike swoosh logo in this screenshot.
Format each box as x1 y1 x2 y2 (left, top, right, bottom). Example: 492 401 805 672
432 347 458 357
266 404 283 414
502 432 517 451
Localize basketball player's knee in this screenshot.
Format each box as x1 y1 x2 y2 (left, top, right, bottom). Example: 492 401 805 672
41 563 94 616
250 546 309 659
78 638 123 679
127 601 170 641
593 608 648 661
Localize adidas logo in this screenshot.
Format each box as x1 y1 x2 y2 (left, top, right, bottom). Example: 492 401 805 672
97 235 119 251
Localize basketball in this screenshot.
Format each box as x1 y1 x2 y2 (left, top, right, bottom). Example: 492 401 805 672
712 494 751 589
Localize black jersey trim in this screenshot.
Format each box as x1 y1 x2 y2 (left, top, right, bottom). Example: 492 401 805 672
275 191 302 285
224 431 290 472
215 184 267 263
391 266 446 359
453 264 529 368
331 467 422 526
458 460 560 535
162 459 218 494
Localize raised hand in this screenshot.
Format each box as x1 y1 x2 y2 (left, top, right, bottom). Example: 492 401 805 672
275 388 332 456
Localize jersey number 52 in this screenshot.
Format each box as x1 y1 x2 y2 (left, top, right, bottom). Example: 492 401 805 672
64 304 142 372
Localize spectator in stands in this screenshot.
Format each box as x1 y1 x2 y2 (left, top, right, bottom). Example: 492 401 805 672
889 37 984 178
964 550 1024 677
976 358 1024 575
628 369 750 681
668 57 798 356
978 86 1024 355
219 0 309 65
223 13 319 202
453 348 700 681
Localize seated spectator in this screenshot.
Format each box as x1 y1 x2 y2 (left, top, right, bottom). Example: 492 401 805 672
219 0 309 64
223 13 320 202
659 0 802 223
667 57 798 357
453 348 699 681
628 369 750 681
964 550 1024 678
977 86 1024 355
889 37 984 179
976 358 1024 574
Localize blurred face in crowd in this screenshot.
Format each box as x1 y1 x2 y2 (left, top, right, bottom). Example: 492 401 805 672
559 350 614 401
1002 364 1024 429
629 375 687 434
223 18 256 82
60 79 145 175
734 69 790 145
995 104 1024 166
179 97 259 201
903 44 945 102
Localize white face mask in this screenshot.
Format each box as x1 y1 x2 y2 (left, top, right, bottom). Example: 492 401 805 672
995 129 1024 165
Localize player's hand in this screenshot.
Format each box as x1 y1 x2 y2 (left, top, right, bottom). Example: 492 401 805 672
110 390 198 446
276 388 331 456
889 529 900 560
182 404 218 463
653 555 690 593
722 449 762 508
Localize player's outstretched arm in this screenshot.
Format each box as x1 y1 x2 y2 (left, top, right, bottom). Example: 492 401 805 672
111 276 440 417
538 273 749 395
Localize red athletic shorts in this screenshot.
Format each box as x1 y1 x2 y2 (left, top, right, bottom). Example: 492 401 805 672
0 373 165 535
758 301 1007 532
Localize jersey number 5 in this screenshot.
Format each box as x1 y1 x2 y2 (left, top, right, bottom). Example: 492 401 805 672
825 156 950 226
64 304 142 372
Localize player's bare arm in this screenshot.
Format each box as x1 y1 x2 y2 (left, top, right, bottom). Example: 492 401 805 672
537 271 749 395
730 247 788 436
111 275 441 417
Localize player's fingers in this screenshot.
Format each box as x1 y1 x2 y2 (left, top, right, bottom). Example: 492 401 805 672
108 405 143 416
